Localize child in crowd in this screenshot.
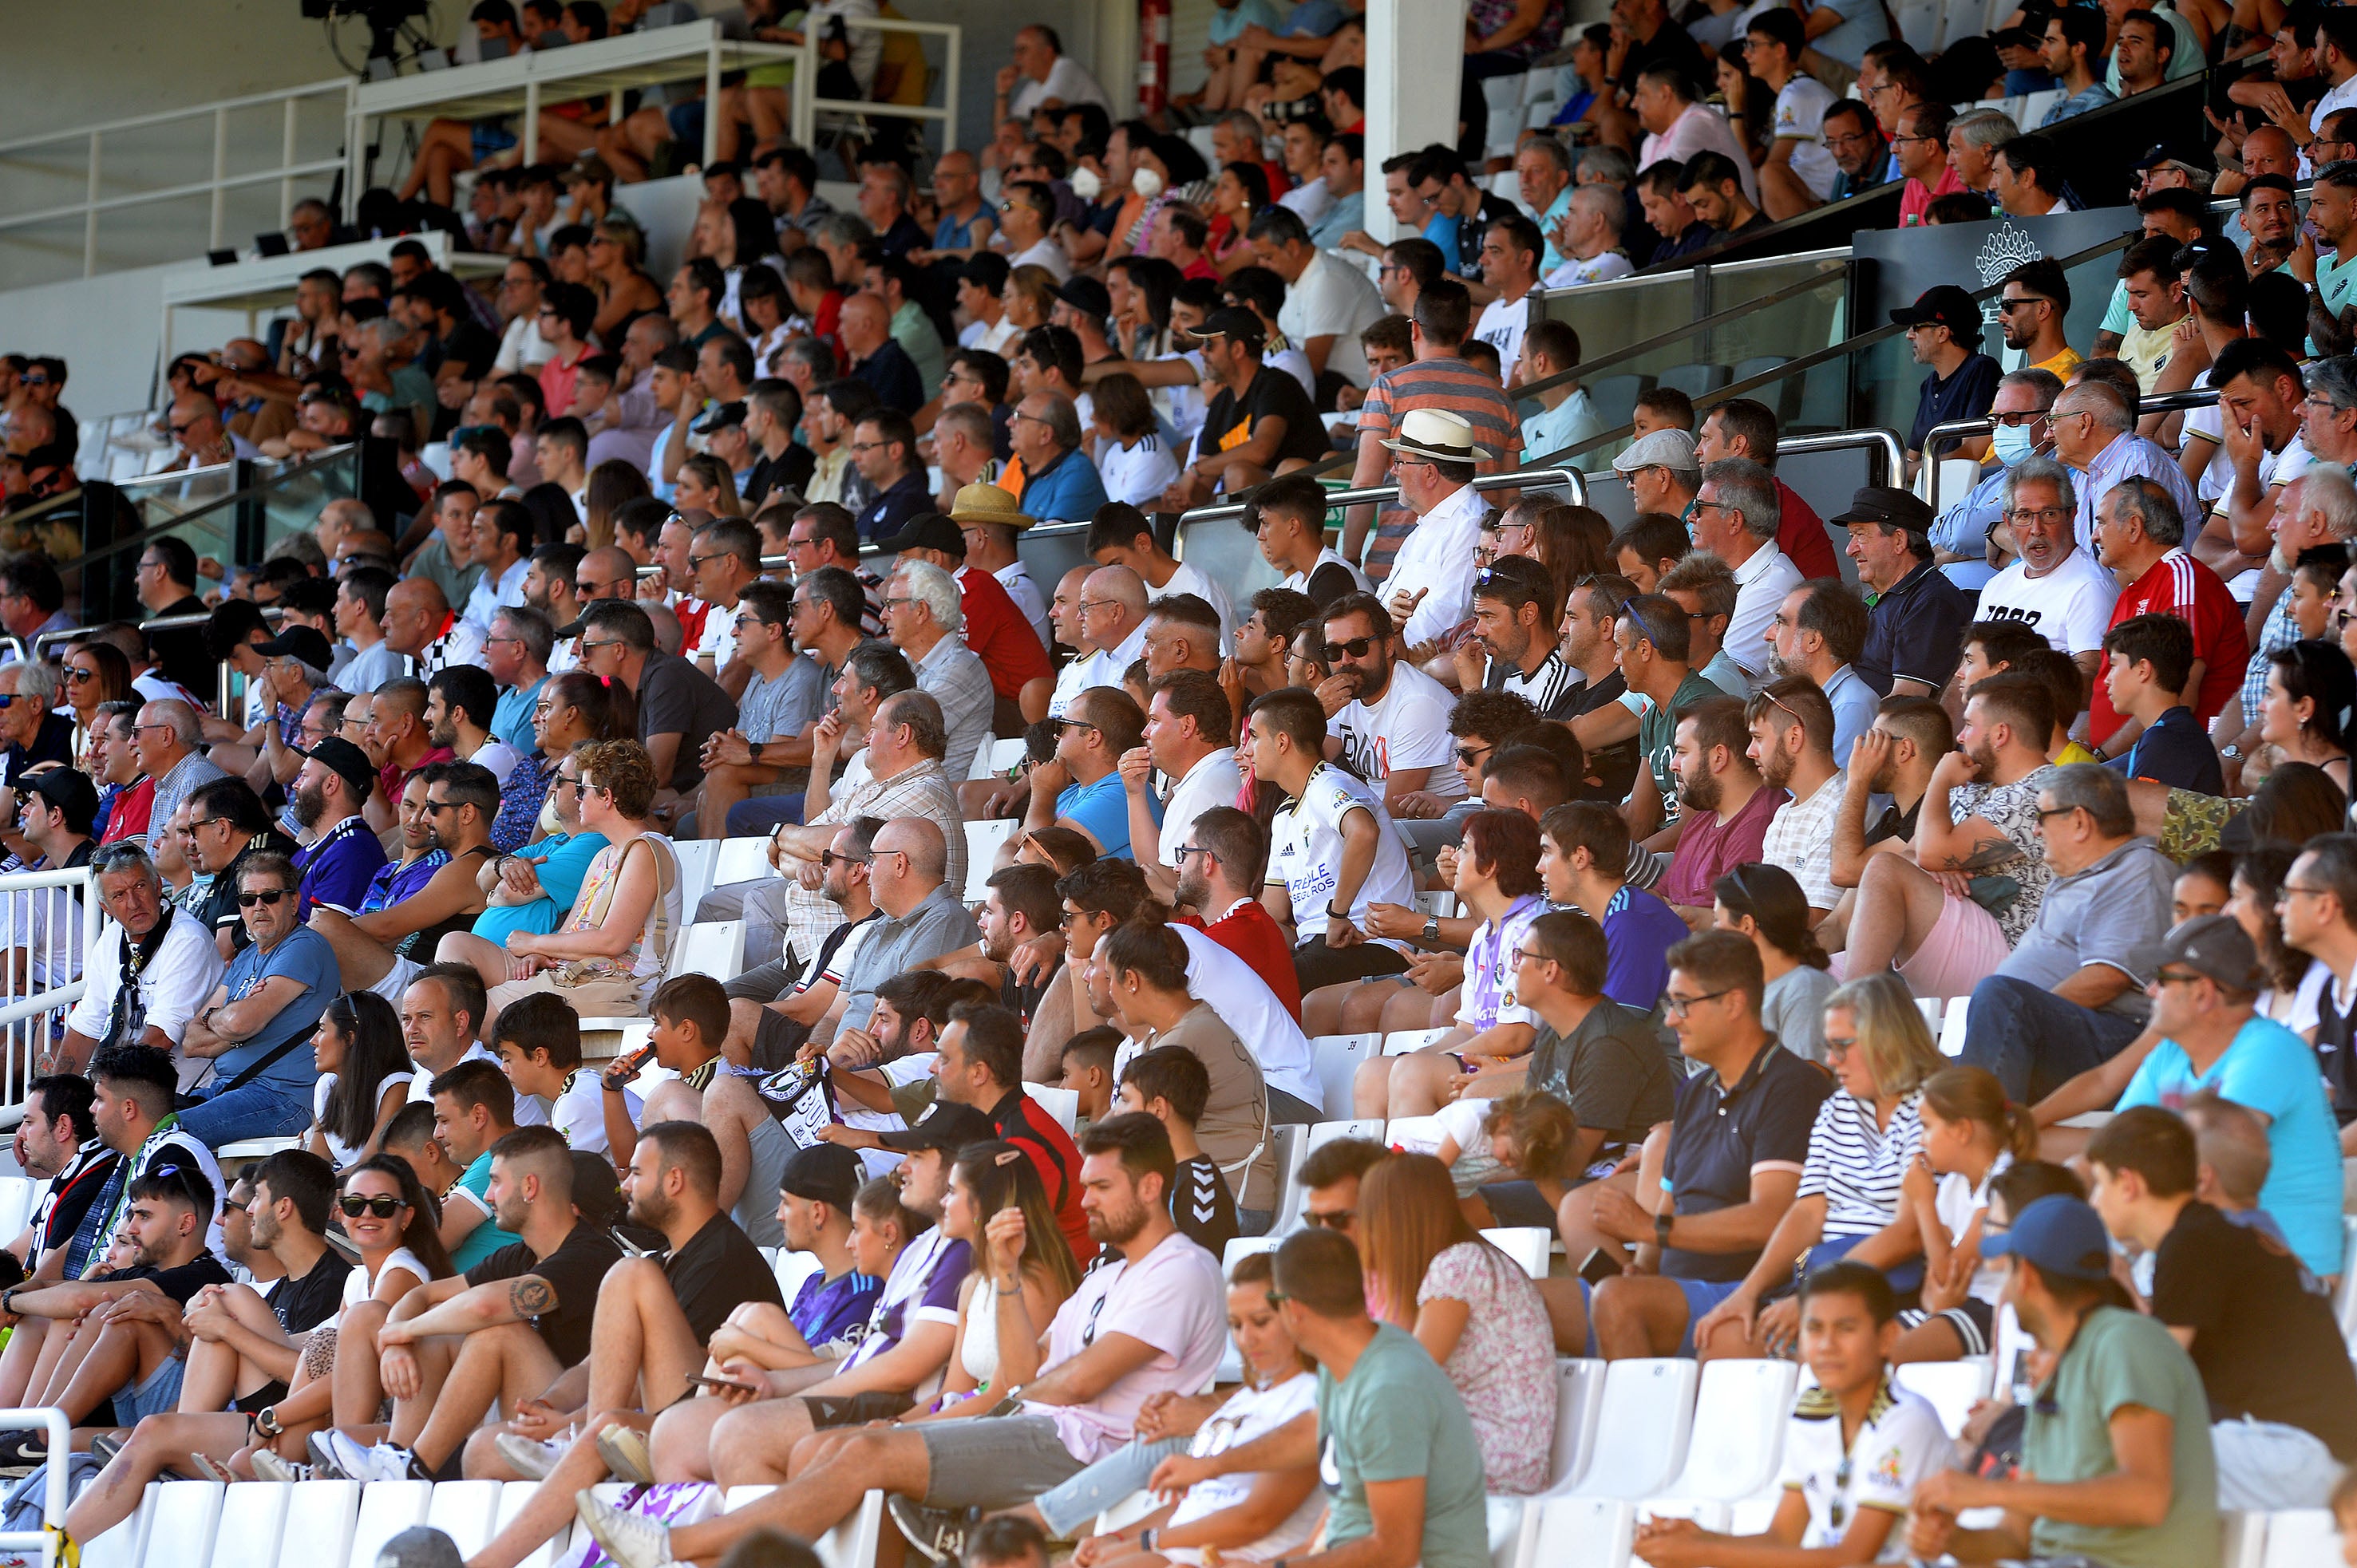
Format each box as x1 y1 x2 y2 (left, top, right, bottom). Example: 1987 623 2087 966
491 992 638 1155
1894 1065 2037 1362
1428 1090 1581 1226
1058 1028 1121 1129
2171 851 2232 926
1117 1045 1238 1258
1631 1262 1952 1567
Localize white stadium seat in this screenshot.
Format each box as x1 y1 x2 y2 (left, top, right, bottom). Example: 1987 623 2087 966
1485 1495 1532 1568
1546 1359 1610 1492
347 1480 433 1568
275 1479 362 1568
710 835 773 888
139 1481 223 1568
1894 1357 1993 1436
497 1478 568 1568
425 1479 505 1558
1638 1496 1731 1531
1938 995 1971 1057
1383 1027 1454 1057
964 819 1021 900
2259 1509 2335 1567
2223 1511 2266 1568
84 1483 156 1568
0 1177 37 1238
971 736 1027 780
1572 1358 1698 1499
1481 1226 1552 1280
1311 1033 1379 1119
776 1248 826 1304
1659 1359 1796 1501
213 1479 293 1568
1514 1495 1635 1568
670 839 721 911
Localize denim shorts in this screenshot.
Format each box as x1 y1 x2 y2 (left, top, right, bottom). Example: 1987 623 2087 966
916 1414 1086 1511
117 1354 187 1426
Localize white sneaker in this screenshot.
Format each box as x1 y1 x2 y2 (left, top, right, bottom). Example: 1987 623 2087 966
322 1431 423 1483
495 1433 566 1481
574 1490 673 1568
250 1451 311 1483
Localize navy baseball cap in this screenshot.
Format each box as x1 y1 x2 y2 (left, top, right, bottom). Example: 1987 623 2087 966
1980 1195 2114 1282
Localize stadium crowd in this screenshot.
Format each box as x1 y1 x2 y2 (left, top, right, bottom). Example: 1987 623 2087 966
14 0 2357 1566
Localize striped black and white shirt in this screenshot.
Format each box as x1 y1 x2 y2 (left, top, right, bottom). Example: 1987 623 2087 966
1796 1089 1926 1240
1483 648 1580 720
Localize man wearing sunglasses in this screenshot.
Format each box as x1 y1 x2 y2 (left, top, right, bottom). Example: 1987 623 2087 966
1316 593 1461 814
180 854 339 1147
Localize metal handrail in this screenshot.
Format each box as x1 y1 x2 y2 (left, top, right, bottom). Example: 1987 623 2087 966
1919 388 2223 515
1177 466 1586 528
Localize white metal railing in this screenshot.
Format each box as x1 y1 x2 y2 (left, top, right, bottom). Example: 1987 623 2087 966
0 1410 69 1568
0 865 100 1129
0 79 352 278
790 14 963 153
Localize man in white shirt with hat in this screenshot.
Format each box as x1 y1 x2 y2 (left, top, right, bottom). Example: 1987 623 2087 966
1378 409 1495 656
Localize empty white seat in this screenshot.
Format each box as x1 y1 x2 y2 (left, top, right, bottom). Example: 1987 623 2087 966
2259 1508 2334 1567
674 918 745 982
0 1177 37 1237
348 1480 433 1568
1384 1027 1455 1057
1267 1124 1311 1232
140 1481 223 1568
1661 1359 1796 1501
1306 1119 1385 1154
1023 1084 1080 1135
275 1479 362 1568
1913 997 1940 1033
710 835 775 888
964 820 1020 899
1547 1359 1609 1492
1482 1226 1552 1280
777 1247 825 1305
1894 1357 1993 1438
426 1479 506 1558
1517 1495 1635 1568
84 1483 157 1568
1485 1496 1531 1568
1639 1497 1731 1531
816 1490 886 1568
2223 1510 2267 1568
497 1479 568 1568
212 1481 292 1568
2335 1218 2357 1352
1311 1033 1379 1120
670 839 722 911
971 736 1027 780
1938 995 1971 1057
1572 1358 1699 1499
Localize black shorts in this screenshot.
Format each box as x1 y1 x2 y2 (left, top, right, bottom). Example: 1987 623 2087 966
802 1389 915 1428
234 1381 291 1416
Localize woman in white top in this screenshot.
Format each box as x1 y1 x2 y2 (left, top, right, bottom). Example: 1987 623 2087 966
930 1142 1080 1410
64 1155 451 1531
1041 1251 1326 1558
306 991 415 1173
1895 1064 2036 1361
1090 373 1183 508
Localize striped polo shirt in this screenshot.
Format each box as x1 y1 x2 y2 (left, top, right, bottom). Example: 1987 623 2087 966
1355 357 1525 583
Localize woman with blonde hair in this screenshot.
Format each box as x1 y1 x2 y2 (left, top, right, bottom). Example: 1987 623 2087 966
1691 970 1944 1360
478 737 681 1016
1002 266 1061 337
1356 1152 1556 1494
674 452 745 518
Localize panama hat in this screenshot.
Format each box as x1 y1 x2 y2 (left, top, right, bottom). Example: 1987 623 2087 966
1378 408 1495 464
948 481 1036 531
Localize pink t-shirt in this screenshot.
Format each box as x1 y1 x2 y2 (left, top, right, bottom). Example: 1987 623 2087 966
1023 1230 1228 1462
1656 782 1788 907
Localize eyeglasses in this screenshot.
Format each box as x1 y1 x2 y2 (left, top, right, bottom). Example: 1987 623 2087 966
1054 717 1101 733
552 775 583 793
2004 506 2070 525
1324 635 1379 660
2032 803 2080 821
1173 843 1214 863
1303 1207 1354 1230
1077 598 1119 614
337 1193 405 1218
1510 944 1552 966
1822 1033 1858 1056
236 889 290 908
820 849 873 867
579 638 623 654
1454 742 1492 766
2277 883 2330 903
1663 987 1734 1016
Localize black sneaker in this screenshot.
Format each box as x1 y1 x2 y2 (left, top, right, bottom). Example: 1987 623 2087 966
0 1432 45 1477
888 1496 976 1566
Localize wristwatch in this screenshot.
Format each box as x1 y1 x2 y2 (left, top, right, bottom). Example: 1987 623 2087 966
1422 916 1441 943
255 1406 282 1439
1654 1208 1675 1250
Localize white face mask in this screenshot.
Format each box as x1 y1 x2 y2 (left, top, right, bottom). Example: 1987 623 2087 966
1132 167 1166 200
1069 166 1103 201
539 792 564 835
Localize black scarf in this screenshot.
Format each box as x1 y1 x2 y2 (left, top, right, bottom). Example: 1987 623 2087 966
102 905 176 1053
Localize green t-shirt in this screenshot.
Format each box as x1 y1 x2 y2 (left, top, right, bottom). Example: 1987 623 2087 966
2023 1305 2218 1568
1316 1323 1489 1568
449 1150 524 1273
1636 670 1722 824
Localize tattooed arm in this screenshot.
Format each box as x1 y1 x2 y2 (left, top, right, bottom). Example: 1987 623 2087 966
375 1273 556 1346
1911 750 2027 875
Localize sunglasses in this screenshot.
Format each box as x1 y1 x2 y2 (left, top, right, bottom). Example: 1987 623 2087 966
1323 635 1379 660
237 889 291 908
338 1193 405 1218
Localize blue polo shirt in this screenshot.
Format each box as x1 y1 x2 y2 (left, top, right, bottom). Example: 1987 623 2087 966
293 814 388 920
2106 706 2223 794
1058 772 1157 860
492 675 548 756
1016 445 1110 524
1598 883 1687 1012
1858 556 1971 697
1660 1037 1831 1282
217 926 339 1091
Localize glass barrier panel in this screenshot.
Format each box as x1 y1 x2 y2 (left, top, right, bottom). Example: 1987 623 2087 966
255 446 366 555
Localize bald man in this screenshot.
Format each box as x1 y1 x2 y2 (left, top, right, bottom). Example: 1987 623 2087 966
558 545 643 671
1066 564 1149 709
839 294 925 416
382 577 487 680
832 818 979 1037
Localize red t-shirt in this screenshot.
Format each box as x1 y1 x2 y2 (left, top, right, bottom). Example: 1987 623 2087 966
956 564 1052 699
1655 782 1786 908
672 594 711 654
2087 548 2250 746
991 1088 1096 1268
98 778 154 846
1776 479 1840 582
1188 898 1303 1024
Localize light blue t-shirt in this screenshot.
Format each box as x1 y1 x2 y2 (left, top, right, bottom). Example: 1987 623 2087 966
2118 1015 2345 1280
492 676 548 756
1058 772 1158 860
1423 211 1462 274
470 831 611 944
216 926 339 1090
453 1150 523 1271
1208 0 1280 45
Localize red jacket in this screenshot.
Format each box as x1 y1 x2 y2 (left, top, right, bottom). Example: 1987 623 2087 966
1776 479 1841 582
958 564 1052 700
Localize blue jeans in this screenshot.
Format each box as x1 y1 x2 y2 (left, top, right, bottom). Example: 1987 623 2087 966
726 794 805 835
178 1073 313 1147
1032 1436 1192 1538
1960 975 2145 1104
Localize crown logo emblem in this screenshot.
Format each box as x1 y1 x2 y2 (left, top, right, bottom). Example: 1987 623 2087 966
1974 224 2045 321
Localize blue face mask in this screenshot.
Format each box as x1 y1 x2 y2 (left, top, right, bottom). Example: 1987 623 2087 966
1991 422 2035 468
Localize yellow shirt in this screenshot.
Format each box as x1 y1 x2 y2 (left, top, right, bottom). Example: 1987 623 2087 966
2118 316 2185 393
2054 741 2101 766
2032 346 2084 378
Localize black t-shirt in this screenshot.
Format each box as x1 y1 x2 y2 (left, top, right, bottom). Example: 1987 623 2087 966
1865 795 1920 850
465 1222 626 1367
440 321 501 381
1299 560 1360 611
98 1252 234 1305
0 713 75 784
2150 1199 2357 1459
1169 1155 1239 1257
34 1141 119 1274
850 340 926 416
1621 21 1710 107
266 1247 355 1334
664 1211 785 1345
1002 953 1063 1026
1568 669 1640 804
636 652 740 793
1196 366 1329 471
746 443 817 510
1526 998 1677 1151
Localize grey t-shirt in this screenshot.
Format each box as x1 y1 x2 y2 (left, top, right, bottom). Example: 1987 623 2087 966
1527 998 1678 1151
836 885 982 1031
1995 836 2177 1021
1762 964 1840 1063
740 654 835 745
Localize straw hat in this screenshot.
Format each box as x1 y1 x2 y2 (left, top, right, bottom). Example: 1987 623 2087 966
1378 408 1495 464
947 481 1036 531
